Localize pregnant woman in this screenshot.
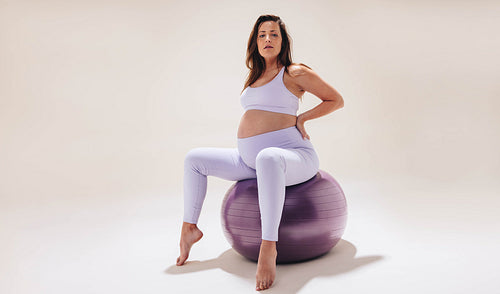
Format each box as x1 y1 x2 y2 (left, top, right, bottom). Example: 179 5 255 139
176 14 344 291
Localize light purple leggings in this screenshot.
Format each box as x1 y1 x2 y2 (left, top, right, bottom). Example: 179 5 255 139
183 125 320 241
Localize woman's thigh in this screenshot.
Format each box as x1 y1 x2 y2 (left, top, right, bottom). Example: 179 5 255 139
184 147 257 181
255 146 319 186
237 126 318 169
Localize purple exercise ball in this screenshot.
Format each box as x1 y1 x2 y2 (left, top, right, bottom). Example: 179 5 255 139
221 169 347 264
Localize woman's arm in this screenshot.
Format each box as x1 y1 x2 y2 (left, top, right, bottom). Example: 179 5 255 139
293 65 344 139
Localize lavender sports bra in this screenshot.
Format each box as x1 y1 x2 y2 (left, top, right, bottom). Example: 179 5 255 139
240 66 299 116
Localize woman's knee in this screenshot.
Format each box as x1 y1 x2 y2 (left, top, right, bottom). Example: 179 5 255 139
184 147 211 169
256 147 285 169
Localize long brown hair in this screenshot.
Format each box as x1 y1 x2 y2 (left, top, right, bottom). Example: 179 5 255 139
242 14 311 100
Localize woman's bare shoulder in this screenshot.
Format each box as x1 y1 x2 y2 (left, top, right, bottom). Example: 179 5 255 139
287 63 313 77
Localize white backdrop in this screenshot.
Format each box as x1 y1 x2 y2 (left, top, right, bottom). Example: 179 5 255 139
1 1 499 293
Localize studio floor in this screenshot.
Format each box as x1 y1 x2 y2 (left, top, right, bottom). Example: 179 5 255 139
1 173 498 294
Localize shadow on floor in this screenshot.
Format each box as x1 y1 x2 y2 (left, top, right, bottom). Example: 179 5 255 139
165 239 383 293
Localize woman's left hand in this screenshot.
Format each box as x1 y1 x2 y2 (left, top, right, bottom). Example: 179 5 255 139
296 115 310 140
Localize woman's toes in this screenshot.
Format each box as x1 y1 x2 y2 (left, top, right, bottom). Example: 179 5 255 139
176 256 184 266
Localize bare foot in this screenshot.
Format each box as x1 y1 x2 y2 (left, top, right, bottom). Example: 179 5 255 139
176 222 203 266
255 240 277 291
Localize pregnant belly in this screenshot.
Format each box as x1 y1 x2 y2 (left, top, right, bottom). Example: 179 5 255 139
237 110 297 139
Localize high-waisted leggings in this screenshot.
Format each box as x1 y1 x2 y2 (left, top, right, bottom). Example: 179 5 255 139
182 125 320 241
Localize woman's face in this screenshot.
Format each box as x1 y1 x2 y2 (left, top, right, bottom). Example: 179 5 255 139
256 21 282 60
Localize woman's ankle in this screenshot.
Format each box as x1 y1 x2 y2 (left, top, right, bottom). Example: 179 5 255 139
182 222 198 231
260 239 277 250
